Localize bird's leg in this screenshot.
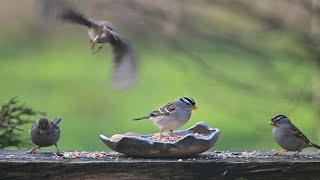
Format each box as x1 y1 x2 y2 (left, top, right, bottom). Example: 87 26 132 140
170 130 177 137
90 28 104 51
271 149 288 156
27 146 40 154
159 129 163 139
91 44 104 54
53 144 64 156
91 40 96 51
55 144 60 153
90 34 100 51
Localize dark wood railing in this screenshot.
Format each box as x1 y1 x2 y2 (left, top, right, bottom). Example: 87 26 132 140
0 150 319 179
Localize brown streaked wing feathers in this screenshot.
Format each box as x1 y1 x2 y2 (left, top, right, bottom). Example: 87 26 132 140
150 102 176 117
289 123 311 144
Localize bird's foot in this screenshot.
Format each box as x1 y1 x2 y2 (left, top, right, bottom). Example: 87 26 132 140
54 151 64 157
91 45 104 54
27 148 39 154
91 41 96 51
292 151 300 156
271 150 288 156
169 130 178 137
170 131 178 137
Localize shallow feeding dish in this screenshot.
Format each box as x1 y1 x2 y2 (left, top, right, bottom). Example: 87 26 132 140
100 122 220 158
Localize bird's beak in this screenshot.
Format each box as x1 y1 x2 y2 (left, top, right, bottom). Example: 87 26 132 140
191 106 198 110
269 121 274 126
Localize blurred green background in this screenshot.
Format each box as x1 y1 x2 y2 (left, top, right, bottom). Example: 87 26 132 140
1 0 320 151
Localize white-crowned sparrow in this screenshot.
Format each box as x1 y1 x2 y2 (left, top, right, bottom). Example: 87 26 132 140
28 118 62 153
133 97 197 138
269 115 320 154
38 0 137 89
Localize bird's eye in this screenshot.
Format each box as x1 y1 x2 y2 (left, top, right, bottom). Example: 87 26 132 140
185 102 190 106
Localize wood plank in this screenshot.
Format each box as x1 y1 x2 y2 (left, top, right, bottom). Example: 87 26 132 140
0 150 319 179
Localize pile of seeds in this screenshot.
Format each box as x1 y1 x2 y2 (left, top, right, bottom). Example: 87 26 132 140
148 133 183 142
62 151 109 159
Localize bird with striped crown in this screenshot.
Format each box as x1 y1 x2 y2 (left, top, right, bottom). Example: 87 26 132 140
269 115 320 155
133 97 197 139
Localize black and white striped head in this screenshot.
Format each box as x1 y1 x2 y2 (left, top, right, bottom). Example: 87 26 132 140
178 97 197 110
269 115 291 126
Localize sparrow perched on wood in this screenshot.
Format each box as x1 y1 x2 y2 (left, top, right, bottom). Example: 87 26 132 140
269 115 320 155
38 0 138 89
133 97 197 138
28 118 62 153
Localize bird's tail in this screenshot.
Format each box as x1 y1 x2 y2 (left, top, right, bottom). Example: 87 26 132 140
53 118 62 125
132 116 149 121
311 142 320 149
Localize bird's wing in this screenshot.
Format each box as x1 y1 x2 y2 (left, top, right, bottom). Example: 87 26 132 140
38 0 96 27
289 123 311 144
52 123 60 131
49 121 60 131
109 36 138 89
150 102 176 118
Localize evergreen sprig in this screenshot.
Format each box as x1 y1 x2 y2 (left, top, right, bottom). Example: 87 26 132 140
0 97 46 149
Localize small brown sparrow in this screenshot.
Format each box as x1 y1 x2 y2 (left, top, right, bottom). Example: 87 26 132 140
28 118 62 153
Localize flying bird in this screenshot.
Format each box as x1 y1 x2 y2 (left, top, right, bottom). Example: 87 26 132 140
38 0 138 89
